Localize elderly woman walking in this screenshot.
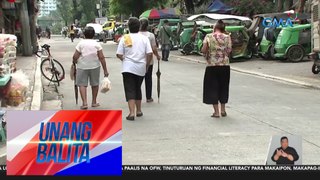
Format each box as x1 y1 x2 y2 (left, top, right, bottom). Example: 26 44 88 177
201 20 232 118
139 18 161 103
73 26 109 109
116 17 153 121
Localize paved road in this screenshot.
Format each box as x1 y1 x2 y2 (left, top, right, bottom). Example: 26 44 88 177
42 36 320 165
171 50 320 88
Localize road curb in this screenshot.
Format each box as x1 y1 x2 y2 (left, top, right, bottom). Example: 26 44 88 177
30 56 43 110
172 54 320 90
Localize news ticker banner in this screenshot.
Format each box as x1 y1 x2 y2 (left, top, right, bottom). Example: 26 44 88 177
122 165 320 172
2 165 320 175
5 110 122 176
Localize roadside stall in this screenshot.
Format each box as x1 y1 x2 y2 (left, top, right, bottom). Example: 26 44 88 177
0 34 17 107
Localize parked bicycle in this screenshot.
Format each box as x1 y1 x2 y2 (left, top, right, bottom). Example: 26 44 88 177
35 44 65 86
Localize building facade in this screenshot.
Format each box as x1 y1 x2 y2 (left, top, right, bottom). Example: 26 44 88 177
38 0 56 17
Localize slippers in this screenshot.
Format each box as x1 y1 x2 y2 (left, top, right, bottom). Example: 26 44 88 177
211 114 220 118
80 105 88 110
136 112 143 117
126 115 135 121
92 103 100 107
221 112 227 117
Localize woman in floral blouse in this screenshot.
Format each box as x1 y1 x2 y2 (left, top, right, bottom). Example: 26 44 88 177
201 20 232 118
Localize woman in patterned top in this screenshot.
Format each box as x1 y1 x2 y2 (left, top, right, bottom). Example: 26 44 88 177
201 20 232 118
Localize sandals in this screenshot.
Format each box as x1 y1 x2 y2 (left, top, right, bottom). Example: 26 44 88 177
211 114 220 118
126 115 135 121
137 112 143 117
126 112 143 121
80 105 88 110
221 112 227 117
80 102 100 109
92 103 100 107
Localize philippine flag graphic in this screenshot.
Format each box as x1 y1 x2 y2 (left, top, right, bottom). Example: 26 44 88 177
6 110 122 176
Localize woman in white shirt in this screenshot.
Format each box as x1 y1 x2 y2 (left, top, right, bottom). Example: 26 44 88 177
116 17 153 121
73 26 109 109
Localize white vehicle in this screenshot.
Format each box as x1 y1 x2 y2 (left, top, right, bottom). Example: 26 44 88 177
85 23 107 43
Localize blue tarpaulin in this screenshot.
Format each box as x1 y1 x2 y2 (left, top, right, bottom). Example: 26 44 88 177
207 0 233 14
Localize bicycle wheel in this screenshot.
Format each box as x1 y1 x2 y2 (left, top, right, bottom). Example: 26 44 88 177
40 58 65 83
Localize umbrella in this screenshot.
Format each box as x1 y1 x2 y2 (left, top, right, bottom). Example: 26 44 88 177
156 60 161 103
140 8 181 19
73 63 78 104
140 9 161 19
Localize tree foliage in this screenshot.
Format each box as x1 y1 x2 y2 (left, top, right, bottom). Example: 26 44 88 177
109 0 169 17
224 0 275 16
56 0 73 26
56 0 110 26
79 0 98 24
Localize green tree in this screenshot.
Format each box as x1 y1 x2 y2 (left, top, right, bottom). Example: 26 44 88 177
224 0 276 16
110 0 169 17
293 0 308 13
56 0 73 26
72 0 82 22
79 0 98 24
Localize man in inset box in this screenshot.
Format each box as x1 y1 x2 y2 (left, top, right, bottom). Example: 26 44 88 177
272 136 299 165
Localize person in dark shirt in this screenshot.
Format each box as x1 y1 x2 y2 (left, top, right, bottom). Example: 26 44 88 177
271 136 299 165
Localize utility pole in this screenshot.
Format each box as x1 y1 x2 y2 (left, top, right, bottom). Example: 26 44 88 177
100 0 103 17
19 0 32 56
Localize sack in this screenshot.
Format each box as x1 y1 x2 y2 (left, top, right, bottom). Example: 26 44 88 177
100 77 111 93
70 64 76 80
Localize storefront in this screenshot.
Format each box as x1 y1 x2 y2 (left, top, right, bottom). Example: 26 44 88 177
0 0 38 56
0 0 17 35
0 0 36 108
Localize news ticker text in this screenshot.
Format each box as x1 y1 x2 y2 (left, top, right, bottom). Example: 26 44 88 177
122 165 320 171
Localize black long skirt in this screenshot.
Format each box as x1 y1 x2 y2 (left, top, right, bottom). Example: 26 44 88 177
122 72 144 102
203 66 230 105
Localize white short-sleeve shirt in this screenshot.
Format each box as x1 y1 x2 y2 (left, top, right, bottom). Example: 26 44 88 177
139 31 157 65
75 39 102 70
116 33 153 76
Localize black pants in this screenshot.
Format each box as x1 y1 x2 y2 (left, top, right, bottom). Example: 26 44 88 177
122 72 144 101
161 44 171 61
70 34 75 42
203 66 230 105
145 65 153 99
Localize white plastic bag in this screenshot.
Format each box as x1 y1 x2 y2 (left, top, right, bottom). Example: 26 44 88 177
100 77 111 93
11 70 29 88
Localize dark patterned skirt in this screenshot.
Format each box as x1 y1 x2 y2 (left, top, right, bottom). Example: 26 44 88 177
203 66 230 105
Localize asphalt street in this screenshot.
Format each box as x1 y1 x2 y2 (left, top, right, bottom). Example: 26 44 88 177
40 36 320 165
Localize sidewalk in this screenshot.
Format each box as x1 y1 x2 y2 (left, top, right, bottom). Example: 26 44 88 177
0 142 5 165
171 51 320 89
2 55 41 110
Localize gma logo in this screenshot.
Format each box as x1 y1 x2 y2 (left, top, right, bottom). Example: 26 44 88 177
262 18 294 28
